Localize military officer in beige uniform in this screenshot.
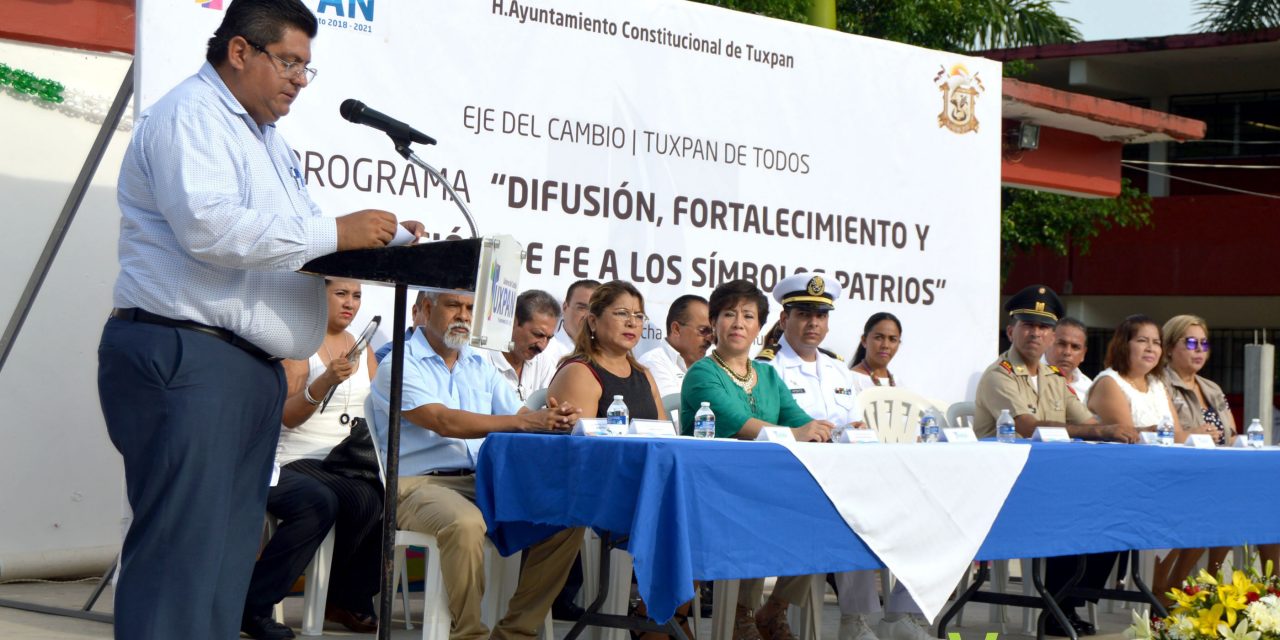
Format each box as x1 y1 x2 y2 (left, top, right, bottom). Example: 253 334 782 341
973 284 1136 637
758 274 929 640
974 285 1137 443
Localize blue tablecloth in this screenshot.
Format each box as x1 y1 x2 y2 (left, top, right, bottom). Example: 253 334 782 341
474 435 1280 623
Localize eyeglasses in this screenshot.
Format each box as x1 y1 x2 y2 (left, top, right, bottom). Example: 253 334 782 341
607 309 647 324
679 322 714 337
243 37 318 82
1184 337 1211 352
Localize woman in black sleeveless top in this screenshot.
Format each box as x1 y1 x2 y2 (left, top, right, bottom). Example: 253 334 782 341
547 280 665 422
545 280 678 638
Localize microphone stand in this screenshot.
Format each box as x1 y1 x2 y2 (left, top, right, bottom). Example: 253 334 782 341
371 135 478 640
391 137 479 239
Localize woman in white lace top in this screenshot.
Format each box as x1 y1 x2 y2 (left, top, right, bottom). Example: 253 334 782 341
1087 314 1198 607
1086 314 1182 437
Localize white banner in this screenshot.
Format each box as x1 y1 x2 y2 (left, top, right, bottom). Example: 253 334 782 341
137 0 1000 403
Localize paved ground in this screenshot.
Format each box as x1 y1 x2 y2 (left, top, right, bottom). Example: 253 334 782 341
0 576 1146 640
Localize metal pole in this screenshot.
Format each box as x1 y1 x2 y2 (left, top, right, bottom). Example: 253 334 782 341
1244 339 1275 444
393 140 479 239
0 61 133 626
377 283 407 640
0 61 134 372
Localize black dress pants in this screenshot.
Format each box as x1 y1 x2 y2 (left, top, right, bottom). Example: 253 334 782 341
243 458 384 617
1045 552 1120 609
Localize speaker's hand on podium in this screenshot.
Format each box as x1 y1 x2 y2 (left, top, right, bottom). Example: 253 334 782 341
400 220 425 240
336 209 398 250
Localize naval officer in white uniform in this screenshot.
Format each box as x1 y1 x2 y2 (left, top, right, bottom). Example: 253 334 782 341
757 274 930 640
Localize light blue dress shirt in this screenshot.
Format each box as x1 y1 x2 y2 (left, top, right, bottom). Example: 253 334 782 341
370 329 522 475
114 63 338 359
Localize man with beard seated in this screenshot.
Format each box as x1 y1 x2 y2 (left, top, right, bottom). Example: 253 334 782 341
369 290 583 640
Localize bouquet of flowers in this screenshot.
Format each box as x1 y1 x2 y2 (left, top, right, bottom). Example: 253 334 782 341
1128 562 1280 640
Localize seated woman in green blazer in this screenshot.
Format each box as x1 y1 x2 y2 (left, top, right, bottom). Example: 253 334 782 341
678 278 833 640
680 278 833 441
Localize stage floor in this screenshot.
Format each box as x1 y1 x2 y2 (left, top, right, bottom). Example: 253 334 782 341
0 576 1144 640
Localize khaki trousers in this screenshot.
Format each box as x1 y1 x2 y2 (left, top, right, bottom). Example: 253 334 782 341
736 575 814 609
398 475 583 640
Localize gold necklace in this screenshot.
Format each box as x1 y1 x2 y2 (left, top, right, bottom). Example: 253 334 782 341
712 350 751 383
856 362 895 387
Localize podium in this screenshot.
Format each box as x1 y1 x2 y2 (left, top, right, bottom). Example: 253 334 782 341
301 236 523 640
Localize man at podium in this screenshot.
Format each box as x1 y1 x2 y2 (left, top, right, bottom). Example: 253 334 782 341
97 2 419 638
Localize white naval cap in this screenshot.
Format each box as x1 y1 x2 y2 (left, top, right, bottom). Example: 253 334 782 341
772 273 840 311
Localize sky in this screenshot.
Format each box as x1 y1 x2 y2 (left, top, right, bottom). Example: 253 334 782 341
1054 0 1202 41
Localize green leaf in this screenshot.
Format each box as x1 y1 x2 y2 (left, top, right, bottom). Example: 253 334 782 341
1194 0 1280 32
999 178 1153 281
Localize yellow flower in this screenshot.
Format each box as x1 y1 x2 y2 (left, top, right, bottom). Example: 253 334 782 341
1218 571 1262 627
1169 586 1213 613
1194 604 1225 636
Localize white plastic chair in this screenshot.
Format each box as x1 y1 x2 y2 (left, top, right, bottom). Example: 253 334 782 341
524 387 549 411
662 392 681 430
366 397 553 640
857 386 948 443
946 401 976 431
264 517 335 636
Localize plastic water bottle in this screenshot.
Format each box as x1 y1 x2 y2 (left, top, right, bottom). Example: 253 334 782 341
605 395 628 436
996 409 1016 443
1157 416 1175 446
1247 418 1265 448
920 414 940 443
831 424 847 443
693 402 716 439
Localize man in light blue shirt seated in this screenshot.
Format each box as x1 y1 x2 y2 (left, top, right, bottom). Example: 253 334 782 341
370 291 582 640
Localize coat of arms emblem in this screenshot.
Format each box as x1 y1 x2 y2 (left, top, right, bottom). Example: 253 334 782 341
934 64 984 134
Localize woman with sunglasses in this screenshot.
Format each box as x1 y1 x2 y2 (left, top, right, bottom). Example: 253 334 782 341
848 312 903 391
1162 315 1232 445
1152 314 1244 595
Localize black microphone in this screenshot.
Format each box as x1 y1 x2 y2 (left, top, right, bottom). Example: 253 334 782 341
339 99 437 146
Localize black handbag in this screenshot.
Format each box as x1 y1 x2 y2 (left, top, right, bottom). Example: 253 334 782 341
321 417 382 483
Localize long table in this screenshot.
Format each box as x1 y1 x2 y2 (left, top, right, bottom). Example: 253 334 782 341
475 435 1280 625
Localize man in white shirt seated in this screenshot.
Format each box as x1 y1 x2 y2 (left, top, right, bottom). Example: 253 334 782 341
537 279 599 368
637 294 712 398
369 291 582 640
1045 316 1093 403
488 289 560 402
